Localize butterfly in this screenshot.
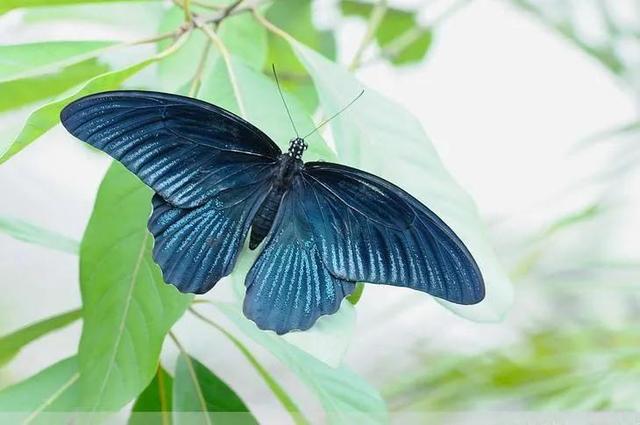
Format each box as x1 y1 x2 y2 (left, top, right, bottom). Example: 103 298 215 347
60 87 485 335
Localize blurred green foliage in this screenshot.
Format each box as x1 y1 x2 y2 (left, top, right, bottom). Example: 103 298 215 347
341 0 432 65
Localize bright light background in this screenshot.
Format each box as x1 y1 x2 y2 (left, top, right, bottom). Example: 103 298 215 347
0 0 638 414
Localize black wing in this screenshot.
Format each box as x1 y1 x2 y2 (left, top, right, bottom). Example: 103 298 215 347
300 162 485 305
61 90 281 293
243 176 356 334
60 90 281 208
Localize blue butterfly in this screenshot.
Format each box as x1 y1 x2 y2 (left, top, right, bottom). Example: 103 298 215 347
60 88 484 335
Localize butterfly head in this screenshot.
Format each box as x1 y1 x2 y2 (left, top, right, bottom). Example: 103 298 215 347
287 137 308 160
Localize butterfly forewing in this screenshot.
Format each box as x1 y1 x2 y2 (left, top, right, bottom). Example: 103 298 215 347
60 91 281 208
61 90 281 294
300 162 485 305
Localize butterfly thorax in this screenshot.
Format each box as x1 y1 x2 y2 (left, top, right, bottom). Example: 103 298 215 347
249 147 304 250
287 137 308 160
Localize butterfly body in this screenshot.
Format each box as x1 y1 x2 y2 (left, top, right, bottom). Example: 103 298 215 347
60 90 485 335
249 147 305 249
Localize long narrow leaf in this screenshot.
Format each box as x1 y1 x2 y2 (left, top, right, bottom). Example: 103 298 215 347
0 357 80 424
0 59 109 113
0 40 113 82
0 215 79 254
0 34 187 165
0 0 159 14
0 309 81 367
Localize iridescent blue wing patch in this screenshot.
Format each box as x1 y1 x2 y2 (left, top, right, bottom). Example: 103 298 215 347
243 175 356 334
300 162 485 305
60 90 281 208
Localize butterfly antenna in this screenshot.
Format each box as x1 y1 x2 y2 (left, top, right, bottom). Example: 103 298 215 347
272 64 299 137
302 89 365 139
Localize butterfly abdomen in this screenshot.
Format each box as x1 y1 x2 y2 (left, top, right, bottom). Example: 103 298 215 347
249 189 284 249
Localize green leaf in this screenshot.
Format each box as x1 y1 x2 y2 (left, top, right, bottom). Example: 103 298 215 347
0 37 185 165
0 357 80 424
0 215 79 254
129 366 173 425
341 0 432 65
286 38 513 321
0 309 81 368
78 162 192 411
215 302 388 425
0 59 109 113
265 0 336 111
23 1 166 32
173 353 257 425
0 0 159 14
0 40 113 82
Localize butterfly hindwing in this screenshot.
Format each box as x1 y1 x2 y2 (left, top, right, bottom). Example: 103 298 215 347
243 176 356 334
300 162 485 305
148 179 270 294
60 90 281 208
